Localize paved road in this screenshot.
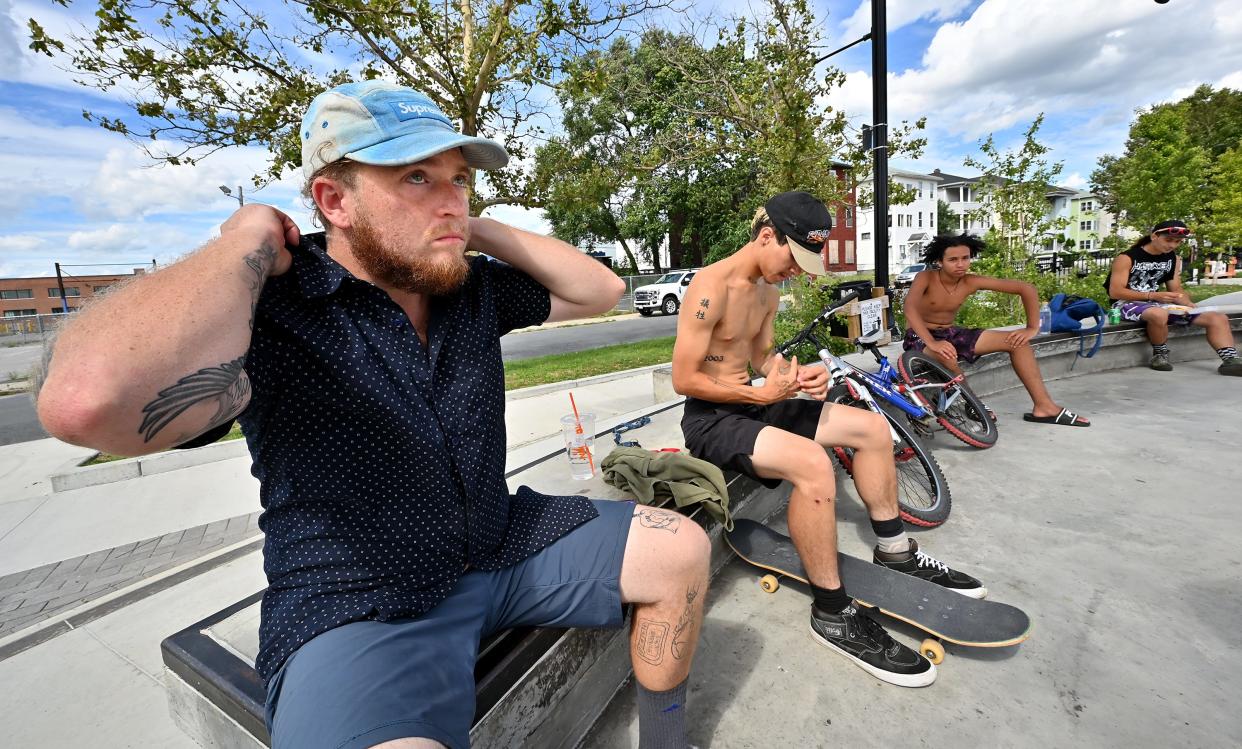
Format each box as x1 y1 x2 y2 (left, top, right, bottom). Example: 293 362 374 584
0 318 683 444
501 314 679 361
0 393 45 446
0 344 43 380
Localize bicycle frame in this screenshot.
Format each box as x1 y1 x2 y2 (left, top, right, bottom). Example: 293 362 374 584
776 291 968 423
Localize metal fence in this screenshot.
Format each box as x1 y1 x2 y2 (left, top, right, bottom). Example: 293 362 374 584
0 313 61 345
1029 252 1114 278
615 274 668 312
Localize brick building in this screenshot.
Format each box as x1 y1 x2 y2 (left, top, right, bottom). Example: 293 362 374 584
824 161 859 273
1 269 149 318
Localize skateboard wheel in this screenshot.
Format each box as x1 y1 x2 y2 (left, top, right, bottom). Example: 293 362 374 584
921 639 944 664
759 574 780 594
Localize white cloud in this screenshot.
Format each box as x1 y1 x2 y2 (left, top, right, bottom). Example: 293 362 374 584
1062 172 1087 190
840 0 976 43
0 0 21 80
481 204 552 236
79 145 299 221
829 0 1242 190
883 0 1242 139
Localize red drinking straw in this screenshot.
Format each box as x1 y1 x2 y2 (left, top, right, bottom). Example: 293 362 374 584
568 392 595 474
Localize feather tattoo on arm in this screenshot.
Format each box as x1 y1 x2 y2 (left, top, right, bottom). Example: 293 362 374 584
138 356 250 443
136 241 274 443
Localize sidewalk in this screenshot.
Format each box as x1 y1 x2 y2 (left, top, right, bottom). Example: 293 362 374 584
0 363 670 631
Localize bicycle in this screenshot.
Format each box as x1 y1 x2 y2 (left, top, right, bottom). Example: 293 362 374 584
782 293 998 447
775 291 952 528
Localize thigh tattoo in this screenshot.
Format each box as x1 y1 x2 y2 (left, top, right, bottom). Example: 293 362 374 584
634 507 682 534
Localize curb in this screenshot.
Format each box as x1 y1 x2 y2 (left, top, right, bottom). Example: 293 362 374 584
0 381 30 395
505 362 670 401
49 438 250 494
508 312 642 335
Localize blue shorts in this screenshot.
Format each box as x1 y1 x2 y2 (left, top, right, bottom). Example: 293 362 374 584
264 498 634 749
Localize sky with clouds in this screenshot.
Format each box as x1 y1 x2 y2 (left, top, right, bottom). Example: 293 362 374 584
1 0 1239 278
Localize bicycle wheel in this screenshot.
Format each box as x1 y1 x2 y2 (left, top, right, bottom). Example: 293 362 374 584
897 350 999 449
827 383 952 528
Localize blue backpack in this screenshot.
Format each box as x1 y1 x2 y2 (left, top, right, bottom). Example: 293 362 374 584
1049 293 1106 363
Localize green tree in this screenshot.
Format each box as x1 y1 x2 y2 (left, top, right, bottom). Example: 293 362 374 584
963 114 1066 264
936 199 956 233
534 0 925 269
1090 85 1242 236
28 0 671 208
1205 146 1242 249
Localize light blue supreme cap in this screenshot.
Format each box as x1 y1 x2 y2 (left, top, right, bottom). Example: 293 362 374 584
300 81 509 177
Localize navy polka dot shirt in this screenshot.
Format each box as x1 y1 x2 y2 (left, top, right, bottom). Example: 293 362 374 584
239 233 598 683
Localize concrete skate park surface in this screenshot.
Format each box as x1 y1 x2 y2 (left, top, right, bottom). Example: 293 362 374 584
584 362 1242 748
1 306 1241 747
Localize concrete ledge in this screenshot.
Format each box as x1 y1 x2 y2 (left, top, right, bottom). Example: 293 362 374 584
49 438 249 493
963 311 1242 398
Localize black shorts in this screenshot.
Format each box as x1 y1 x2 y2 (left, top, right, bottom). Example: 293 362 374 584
681 396 823 489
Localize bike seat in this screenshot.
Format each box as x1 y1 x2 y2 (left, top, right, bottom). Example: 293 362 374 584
854 330 886 346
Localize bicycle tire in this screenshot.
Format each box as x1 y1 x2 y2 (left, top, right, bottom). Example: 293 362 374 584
827 383 952 528
897 350 999 449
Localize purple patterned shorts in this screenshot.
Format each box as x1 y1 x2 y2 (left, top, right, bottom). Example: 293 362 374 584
1115 301 1200 324
902 326 984 363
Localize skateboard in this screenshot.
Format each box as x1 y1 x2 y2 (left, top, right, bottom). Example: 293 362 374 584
725 519 1031 663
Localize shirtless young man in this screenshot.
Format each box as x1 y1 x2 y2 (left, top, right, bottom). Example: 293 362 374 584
902 233 1090 428
671 191 984 688
1105 219 1242 376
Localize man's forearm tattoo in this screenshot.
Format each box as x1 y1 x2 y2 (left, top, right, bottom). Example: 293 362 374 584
243 241 278 328
138 356 249 442
635 507 682 533
671 582 700 660
635 619 670 666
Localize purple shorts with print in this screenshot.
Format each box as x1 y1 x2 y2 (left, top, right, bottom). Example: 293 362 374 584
902 326 984 363
1115 301 1200 324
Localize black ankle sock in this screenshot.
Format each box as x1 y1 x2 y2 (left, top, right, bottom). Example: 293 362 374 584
870 515 904 539
811 584 851 615
1153 343 1170 356
636 679 688 749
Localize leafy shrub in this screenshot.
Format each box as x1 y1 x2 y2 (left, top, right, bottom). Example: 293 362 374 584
773 275 857 360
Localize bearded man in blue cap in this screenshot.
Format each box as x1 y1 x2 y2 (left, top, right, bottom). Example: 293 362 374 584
37 81 711 749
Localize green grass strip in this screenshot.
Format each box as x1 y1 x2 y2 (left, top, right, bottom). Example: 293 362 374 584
505 336 676 391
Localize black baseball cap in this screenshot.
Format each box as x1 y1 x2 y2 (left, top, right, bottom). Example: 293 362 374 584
1151 219 1190 235
761 191 833 275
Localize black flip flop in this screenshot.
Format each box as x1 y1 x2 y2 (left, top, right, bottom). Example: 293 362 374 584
1023 408 1090 427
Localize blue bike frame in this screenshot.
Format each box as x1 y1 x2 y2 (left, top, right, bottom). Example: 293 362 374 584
818 348 927 420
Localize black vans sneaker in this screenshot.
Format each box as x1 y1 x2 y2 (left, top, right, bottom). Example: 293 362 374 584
809 604 936 687
874 540 987 599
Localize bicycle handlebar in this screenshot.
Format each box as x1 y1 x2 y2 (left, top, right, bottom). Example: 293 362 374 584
776 290 862 356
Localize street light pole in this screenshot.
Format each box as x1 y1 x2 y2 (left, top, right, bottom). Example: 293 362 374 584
870 0 890 289
54 262 70 313
218 185 244 207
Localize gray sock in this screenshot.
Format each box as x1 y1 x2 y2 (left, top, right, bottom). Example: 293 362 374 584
637 679 689 749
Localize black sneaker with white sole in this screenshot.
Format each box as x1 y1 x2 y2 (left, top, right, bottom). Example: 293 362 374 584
874 540 987 599
809 603 936 687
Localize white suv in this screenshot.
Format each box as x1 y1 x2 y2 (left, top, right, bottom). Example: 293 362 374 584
632 270 699 316
894 263 927 289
